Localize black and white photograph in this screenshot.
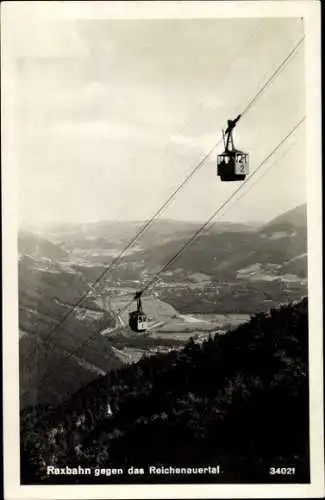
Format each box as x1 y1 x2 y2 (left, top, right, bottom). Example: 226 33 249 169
2 1 323 499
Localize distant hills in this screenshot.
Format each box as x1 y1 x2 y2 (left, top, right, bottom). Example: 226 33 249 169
21 218 258 255
18 231 69 260
20 207 306 275
126 204 307 280
262 203 307 231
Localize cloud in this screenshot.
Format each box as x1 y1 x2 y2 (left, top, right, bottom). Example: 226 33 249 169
24 118 167 149
171 132 221 151
8 20 89 58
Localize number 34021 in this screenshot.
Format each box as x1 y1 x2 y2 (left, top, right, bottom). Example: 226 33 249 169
269 467 296 475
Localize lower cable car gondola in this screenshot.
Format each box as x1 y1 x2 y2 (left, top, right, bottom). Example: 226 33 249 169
217 114 249 182
129 291 148 332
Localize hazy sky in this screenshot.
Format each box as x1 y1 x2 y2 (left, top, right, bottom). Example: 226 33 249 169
15 17 305 226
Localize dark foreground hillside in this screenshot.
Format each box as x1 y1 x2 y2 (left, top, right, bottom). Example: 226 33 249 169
21 297 309 484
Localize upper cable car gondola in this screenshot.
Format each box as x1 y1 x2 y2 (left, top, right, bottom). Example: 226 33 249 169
217 114 249 182
129 291 148 332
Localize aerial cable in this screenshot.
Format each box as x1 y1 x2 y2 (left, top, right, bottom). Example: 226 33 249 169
44 33 304 342
49 24 266 332
20 21 266 373
240 36 304 117
21 31 306 398
26 115 305 403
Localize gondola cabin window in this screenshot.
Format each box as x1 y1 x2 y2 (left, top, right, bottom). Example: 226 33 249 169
137 313 147 331
234 152 249 175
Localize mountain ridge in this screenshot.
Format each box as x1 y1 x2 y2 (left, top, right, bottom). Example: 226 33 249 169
125 203 307 279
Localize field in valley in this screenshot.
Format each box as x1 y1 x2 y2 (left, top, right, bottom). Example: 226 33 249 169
100 292 250 354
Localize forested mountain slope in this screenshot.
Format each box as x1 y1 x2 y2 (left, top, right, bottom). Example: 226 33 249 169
21 297 309 484
19 252 122 408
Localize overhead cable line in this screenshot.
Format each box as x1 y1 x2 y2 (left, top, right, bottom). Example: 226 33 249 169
62 21 266 334
240 36 305 117
28 115 305 402
21 33 305 402
20 21 266 377
39 34 304 344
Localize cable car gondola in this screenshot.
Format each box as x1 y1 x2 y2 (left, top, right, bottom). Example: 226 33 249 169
217 114 249 182
129 291 148 332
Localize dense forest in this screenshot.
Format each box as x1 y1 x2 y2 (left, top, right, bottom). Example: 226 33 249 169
21 297 309 484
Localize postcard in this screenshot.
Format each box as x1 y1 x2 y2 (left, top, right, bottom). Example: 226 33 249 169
2 1 323 498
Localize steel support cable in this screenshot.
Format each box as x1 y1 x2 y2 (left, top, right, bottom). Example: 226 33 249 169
34 33 304 347
26 116 305 403
21 35 305 403
240 36 305 118
20 24 267 383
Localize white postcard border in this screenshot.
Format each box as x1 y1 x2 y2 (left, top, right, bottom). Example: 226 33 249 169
2 1 323 499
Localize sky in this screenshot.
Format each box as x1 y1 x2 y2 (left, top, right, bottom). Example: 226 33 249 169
14 16 306 227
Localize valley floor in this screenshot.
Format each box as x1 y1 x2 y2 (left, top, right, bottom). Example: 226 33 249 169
98 292 250 363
